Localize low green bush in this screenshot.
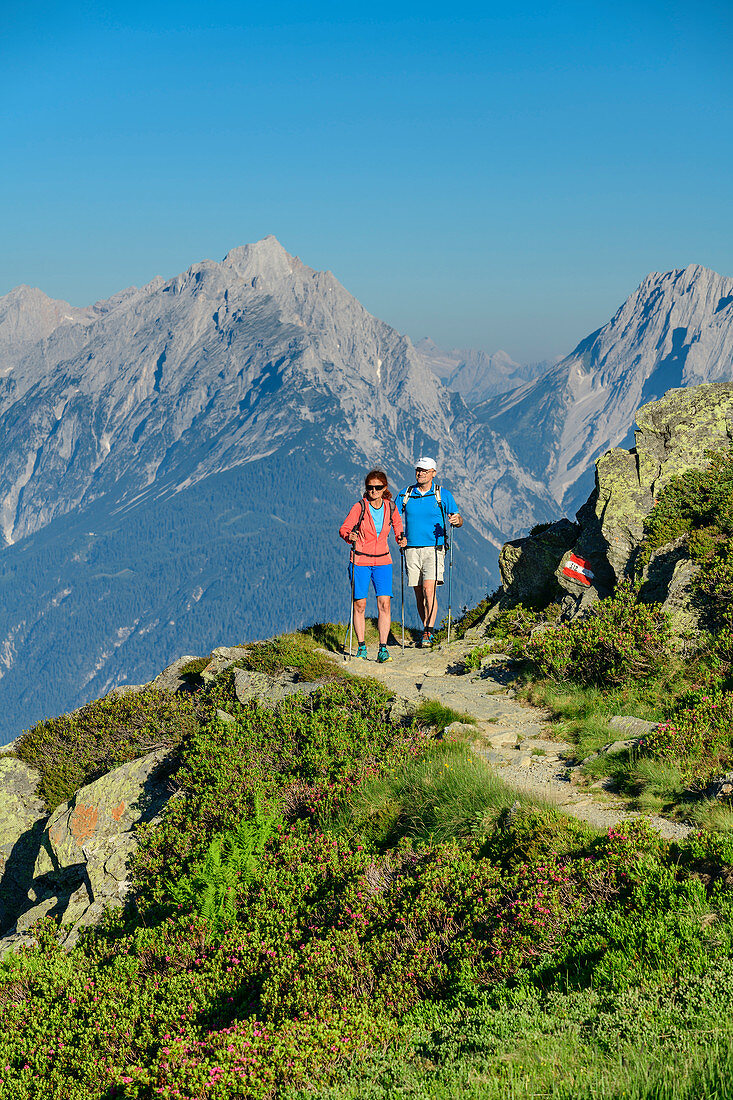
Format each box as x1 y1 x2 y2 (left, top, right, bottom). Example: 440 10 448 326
641 445 733 657
431 589 501 643
643 446 733 558
639 688 733 784
242 632 345 681
9 637 733 1098
178 656 211 676
132 678 432 912
493 603 560 639
3 794 733 1097
522 581 672 687
463 641 500 670
170 800 281 929
11 689 199 811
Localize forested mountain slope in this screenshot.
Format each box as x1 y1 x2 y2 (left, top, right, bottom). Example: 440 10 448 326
0 238 553 740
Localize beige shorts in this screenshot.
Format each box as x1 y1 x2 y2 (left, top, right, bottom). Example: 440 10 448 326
405 546 445 586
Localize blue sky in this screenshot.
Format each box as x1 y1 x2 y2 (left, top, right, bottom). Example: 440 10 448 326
2 1 732 361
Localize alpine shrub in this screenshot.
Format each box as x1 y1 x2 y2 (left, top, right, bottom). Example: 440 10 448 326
522 581 671 686
11 689 199 811
171 801 281 929
638 688 733 784
641 445 733 653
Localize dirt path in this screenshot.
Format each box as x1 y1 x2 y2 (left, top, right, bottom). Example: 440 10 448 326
344 638 690 841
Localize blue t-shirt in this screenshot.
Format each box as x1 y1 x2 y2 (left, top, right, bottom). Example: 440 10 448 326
369 502 385 536
398 484 458 548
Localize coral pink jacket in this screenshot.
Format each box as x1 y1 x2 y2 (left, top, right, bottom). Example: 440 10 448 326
339 498 405 566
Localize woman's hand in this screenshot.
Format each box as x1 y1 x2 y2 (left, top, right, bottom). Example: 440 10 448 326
349 531 358 543
397 535 407 548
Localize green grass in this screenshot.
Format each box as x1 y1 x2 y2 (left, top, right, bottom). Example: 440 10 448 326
303 618 418 651
632 758 686 811
414 698 478 733
334 739 524 846
178 656 212 676
519 668 692 758
688 799 733 833
519 653 733 816
284 977 733 1099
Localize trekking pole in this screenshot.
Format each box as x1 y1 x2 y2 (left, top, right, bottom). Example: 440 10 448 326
346 547 355 661
447 530 455 645
400 549 405 653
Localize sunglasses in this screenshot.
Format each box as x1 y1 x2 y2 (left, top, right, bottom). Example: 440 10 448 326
366 484 386 491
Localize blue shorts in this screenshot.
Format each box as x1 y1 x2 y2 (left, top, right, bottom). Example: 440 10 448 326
349 563 393 600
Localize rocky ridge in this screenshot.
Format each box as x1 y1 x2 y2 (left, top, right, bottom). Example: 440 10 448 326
414 337 550 404
482 381 733 631
0 238 549 551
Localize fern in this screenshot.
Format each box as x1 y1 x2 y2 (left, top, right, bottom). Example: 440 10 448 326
172 799 280 928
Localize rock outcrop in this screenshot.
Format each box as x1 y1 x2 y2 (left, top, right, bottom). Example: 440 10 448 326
0 756 46 932
485 382 733 631
498 519 579 605
0 746 178 955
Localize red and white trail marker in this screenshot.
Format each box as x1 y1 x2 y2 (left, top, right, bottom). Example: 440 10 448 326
562 553 594 587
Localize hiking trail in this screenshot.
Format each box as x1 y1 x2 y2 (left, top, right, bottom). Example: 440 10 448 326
345 638 690 841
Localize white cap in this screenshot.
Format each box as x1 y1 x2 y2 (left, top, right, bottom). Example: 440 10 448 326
416 456 436 470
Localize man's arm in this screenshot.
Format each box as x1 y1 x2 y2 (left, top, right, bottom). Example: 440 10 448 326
445 490 463 527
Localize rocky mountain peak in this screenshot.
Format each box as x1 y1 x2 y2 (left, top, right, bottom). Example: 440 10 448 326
478 262 733 514
0 285 95 365
222 235 302 285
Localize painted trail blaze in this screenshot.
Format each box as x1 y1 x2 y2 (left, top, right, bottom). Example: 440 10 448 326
562 553 594 586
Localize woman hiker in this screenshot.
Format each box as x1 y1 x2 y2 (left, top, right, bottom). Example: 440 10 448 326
339 469 407 663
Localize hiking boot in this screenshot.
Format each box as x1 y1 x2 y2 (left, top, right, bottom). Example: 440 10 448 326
377 644 392 663
355 642 368 660
419 629 433 647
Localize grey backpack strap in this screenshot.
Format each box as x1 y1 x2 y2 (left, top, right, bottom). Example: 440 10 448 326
401 484 416 512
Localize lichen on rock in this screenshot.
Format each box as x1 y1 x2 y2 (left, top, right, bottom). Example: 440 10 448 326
0 745 178 955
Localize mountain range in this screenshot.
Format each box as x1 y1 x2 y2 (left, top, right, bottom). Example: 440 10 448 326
0 242 731 742
0 238 554 741
475 264 733 516
413 339 552 405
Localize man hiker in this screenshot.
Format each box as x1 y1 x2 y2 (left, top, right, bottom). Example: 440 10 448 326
398 457 462 647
